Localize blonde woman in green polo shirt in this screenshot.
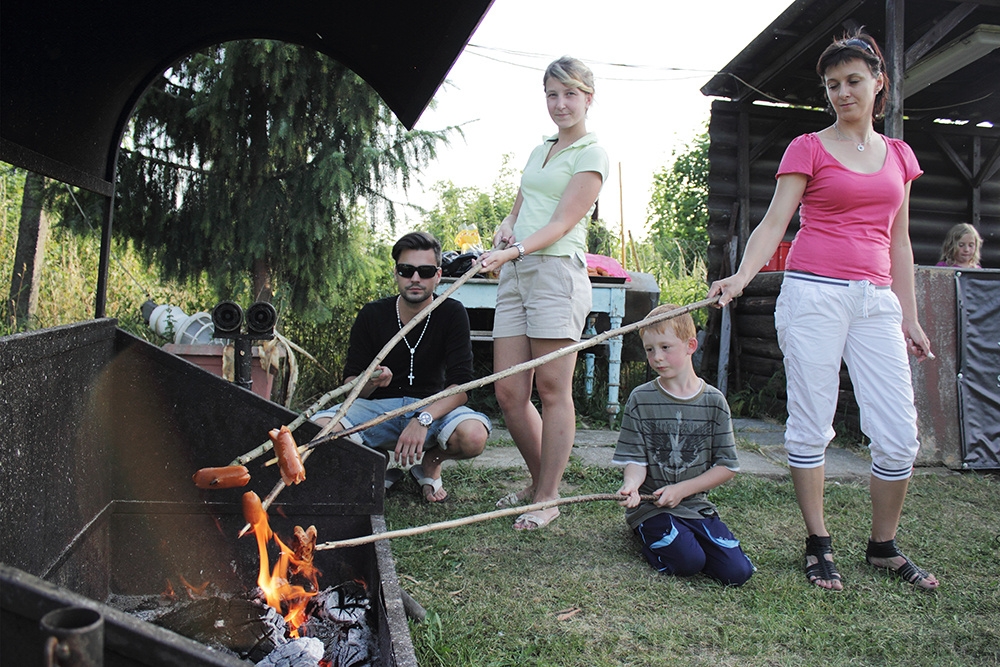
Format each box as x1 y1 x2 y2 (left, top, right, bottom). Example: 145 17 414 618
479 56 610 530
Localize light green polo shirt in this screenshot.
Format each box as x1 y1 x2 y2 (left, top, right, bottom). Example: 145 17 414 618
514 132 609 260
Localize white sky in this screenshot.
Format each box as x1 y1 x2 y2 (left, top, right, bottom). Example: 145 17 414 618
395 0 794 240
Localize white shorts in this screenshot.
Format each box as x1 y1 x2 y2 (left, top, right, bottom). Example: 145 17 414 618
775 272 920 481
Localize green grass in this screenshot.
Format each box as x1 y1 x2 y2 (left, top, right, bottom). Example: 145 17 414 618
384 465 1000 666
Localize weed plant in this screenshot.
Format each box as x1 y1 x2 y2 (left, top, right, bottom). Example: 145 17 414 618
385 465 1000 666
1 219 216 339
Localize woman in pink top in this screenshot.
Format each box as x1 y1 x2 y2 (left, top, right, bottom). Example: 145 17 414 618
708 31 938 591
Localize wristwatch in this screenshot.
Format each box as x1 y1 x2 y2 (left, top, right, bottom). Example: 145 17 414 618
512 242 525 262
415 411 433 427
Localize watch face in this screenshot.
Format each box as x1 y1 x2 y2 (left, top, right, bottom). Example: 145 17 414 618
417 412 433 426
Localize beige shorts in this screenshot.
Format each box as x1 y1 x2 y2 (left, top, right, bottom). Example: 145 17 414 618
493 254 592 340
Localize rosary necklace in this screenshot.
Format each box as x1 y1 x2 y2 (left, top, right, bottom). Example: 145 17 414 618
396 296 431 385
834 122 872 152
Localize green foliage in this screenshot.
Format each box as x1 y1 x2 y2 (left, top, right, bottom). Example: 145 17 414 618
279 226 397 409
63 39 452 313
646 129 710 257
423 155 517 252
586 216 617 257
1 164 217 338
0 165 25 335
631 238 708 329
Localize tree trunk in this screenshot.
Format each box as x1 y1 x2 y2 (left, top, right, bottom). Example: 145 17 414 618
7 171 48 329
253 257 272 303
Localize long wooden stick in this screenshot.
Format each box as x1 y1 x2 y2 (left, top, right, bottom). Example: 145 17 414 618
315 493 658 550
228 370 381 466
275 296 719 462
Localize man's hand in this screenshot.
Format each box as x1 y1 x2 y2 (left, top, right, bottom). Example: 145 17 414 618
394 419 428 466
369 365 392 388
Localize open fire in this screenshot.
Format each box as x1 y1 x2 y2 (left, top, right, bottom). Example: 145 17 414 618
1 322 416 666
244 491 320 638
107 492 378 666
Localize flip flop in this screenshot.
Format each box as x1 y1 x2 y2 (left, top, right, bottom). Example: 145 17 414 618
495 488 532 509
513 509 559 531
409 464 447 503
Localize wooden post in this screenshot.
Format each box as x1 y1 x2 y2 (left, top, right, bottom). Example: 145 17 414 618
885 0 905 139
618 162 626 267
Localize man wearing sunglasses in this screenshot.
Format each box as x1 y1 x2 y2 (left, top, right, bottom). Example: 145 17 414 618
313 232 491 502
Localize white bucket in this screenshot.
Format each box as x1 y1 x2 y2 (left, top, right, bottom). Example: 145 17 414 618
148 304 220 345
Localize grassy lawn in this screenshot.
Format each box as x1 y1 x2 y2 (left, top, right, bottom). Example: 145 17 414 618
384 461 1000 666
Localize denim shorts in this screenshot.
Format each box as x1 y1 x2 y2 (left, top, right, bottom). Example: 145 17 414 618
312 397 491 451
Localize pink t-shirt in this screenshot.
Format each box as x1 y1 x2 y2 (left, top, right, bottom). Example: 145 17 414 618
776 133 922 284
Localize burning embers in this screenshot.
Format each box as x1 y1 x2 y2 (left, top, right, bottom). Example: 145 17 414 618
110 493 377 666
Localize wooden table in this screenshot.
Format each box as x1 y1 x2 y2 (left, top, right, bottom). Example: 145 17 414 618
437 276 627 423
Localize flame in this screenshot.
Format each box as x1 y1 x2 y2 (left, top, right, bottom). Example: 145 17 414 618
242 492 320 637
179 575 210 599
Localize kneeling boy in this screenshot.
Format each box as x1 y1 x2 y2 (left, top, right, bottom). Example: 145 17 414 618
614 304 753 586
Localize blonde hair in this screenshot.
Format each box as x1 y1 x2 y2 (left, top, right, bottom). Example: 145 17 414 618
543 56 595 95
939 223 983 266
639 304 696 342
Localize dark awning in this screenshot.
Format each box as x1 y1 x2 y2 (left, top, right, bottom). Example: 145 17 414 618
700 0 1000 127
0 0 494 196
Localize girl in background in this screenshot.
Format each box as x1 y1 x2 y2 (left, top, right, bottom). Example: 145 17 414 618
937 222 983 268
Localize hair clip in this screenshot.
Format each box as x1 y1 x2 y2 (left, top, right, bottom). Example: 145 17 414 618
842 38 875 55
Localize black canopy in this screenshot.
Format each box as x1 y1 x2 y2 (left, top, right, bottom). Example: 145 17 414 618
701 0 1000 127
1 0 494 196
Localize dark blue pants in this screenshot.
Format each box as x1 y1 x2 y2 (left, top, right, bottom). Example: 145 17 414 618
635 513 754 586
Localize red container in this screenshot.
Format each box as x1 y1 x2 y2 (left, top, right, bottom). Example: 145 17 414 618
761 241 791 272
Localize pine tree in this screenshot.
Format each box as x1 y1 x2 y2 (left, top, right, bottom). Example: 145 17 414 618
112 40 450 311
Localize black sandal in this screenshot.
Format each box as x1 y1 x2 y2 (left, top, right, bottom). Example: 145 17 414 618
865 539 938 590
805 534 842 589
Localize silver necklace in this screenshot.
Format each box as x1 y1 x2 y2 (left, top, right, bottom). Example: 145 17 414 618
834 122 871 152
395 296 431 385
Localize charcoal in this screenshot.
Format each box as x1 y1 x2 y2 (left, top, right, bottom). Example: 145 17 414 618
255 636 324 667
152 596 288 662
307 581 370 625
299 582 376 666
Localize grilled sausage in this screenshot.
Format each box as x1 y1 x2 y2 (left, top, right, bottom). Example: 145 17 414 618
269 425 306 486
241 491 267 528
192 465 251 489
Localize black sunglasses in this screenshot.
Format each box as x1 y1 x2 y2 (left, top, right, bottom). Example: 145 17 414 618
396 264 439 279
